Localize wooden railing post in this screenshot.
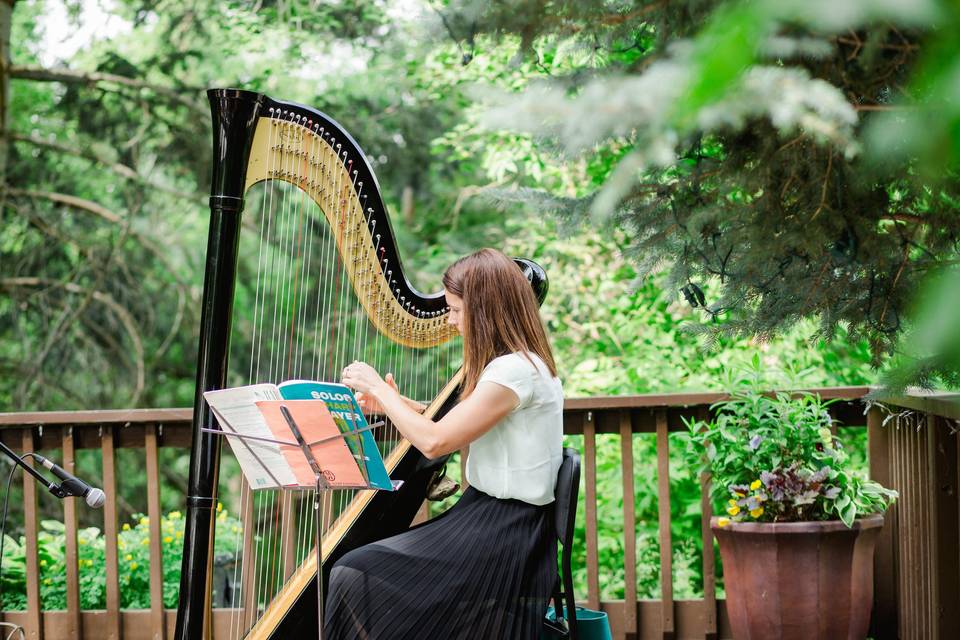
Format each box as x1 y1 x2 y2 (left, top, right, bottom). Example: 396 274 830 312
931 415 959 638
620 411 637 640
63 427 82 640
101 424 122 640
655 410 674 640
868 406 897 639
145 424 166 640
699 470 717 640
697 405 717 640
583 411 600 611
20 429 43 640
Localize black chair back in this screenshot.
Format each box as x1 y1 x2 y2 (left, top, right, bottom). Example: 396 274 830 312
546 447 581 639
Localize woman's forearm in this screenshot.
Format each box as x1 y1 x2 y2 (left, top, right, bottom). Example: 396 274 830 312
371 381 444 457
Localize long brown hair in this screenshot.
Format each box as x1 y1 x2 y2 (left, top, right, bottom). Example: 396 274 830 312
442 248 557 396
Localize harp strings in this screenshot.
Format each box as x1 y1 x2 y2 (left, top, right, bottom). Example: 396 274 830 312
217 111 458 638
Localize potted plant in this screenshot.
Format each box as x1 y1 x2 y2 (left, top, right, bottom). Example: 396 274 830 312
686 370 897 640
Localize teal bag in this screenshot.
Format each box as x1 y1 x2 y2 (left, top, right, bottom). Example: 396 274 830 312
542 605 613 640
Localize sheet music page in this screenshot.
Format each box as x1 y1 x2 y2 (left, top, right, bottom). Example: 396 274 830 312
255 400 366 488
204 385 298 489
278 380 395 490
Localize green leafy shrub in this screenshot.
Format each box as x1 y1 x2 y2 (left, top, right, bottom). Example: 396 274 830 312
1 507 242 610
686 358 897 527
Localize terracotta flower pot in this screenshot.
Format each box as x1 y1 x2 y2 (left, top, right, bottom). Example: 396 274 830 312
711 514 884 640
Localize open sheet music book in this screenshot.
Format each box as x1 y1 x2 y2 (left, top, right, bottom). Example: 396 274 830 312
204 380 397 492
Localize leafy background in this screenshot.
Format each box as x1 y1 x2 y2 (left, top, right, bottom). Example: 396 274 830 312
2 0 956 611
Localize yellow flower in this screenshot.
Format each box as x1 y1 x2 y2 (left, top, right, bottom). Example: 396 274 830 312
40 559 47 567
750 507 765 518
750 479 762 491
733 491 745 498
717 517 731 527
176 531 183 539
122 523 130 531
728 499 738 506
85 559 94 567
169 511 181 520
218 512 227 522
78 538 87 546
130 562 138 570
125 554 132 561
217 502 223 513
726 504 740 516
141 538 150 546
164 536 173 544
139 516 149 526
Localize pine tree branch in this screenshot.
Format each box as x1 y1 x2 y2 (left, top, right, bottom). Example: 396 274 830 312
10 133 202 201
9 64 204 114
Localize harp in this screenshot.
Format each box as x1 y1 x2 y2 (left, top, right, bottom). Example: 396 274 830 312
174 89 548 639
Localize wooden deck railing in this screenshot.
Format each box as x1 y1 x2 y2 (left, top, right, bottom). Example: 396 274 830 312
0 387 957 639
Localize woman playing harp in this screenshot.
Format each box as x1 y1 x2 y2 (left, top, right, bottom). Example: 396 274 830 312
333 247 564 639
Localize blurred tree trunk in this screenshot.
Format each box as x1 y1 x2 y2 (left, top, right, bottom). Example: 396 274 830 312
402 184 415 224
0 0 13 190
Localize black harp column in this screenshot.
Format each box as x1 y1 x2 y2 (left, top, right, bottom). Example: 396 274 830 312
174 89 263 640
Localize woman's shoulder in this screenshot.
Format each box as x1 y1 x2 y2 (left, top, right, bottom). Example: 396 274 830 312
483 352 557 382
485 351 538 371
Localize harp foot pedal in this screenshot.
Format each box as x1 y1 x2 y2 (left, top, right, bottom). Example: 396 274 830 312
426 466 459 501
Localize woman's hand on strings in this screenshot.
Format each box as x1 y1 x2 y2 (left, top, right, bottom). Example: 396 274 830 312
343 363 426 415
355 372 397 414
341 361 384 395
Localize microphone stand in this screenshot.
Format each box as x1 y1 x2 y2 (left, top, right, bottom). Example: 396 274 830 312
0 439 70 498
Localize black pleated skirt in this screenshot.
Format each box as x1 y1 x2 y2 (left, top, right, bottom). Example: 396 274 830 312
324 486 557 639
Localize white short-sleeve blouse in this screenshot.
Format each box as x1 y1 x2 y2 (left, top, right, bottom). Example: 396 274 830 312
465 352 564 506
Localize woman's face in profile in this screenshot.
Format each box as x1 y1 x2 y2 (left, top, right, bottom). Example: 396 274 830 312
444 290 464 334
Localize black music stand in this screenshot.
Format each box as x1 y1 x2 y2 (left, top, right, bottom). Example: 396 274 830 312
205 406 386 640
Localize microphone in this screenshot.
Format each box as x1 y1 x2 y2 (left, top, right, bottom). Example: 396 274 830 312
34 455 106 508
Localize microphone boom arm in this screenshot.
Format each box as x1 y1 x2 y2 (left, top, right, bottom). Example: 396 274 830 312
0 439 63 498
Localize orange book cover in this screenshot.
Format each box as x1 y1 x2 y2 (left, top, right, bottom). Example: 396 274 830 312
255 399 366 488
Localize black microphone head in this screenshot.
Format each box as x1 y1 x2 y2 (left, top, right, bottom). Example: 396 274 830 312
86 488 106 509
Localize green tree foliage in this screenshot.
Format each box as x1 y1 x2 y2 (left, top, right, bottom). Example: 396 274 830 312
0 0 898 607
460 0 960 387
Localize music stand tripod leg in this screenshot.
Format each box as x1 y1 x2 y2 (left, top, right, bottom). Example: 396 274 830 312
315 473 325 640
